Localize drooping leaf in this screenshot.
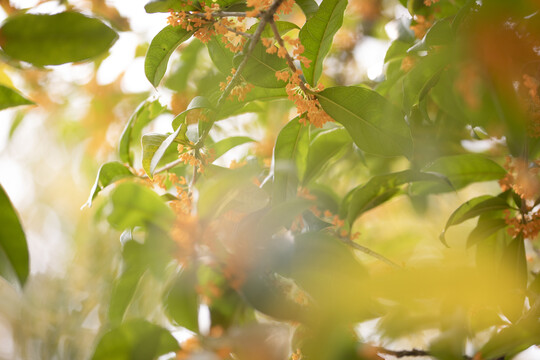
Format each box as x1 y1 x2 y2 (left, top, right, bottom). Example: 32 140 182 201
295 0 319 19
163 267 199 332
317 86 413 157
119 100 166 166
441 195 510 245
412 154 506 194
85 162 134 208
233 41 288 88
0 85 34 111
0 12 117 66
145 25 192 87
299 0 348 85
210 136 255 161
91 319 179 360
466 215 507 248
107 182 175 231
273 117 309 204
0 184 29 287
302 128 351 185
346 170 448 225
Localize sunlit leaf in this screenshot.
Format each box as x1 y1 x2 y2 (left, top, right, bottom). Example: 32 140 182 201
91 319 179 360
317 86 413 157
145 25 192 87
299 0 347 85
0 85 34 111
247 20 299 37
210 136 255 160
172 96 213 130
141 128 186 178
295 0 319 19
0 12 117 66
107 182 175 231
145 0 197 12
85 162 134 208
0 184 29 287
119 99 166 166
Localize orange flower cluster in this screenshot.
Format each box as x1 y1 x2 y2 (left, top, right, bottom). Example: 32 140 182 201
168 2 246 50
424 0 440 6
504 209 540 239
177 144 215 173
287 74 333 128
291 349 303 360
246 0 294 18
219 68 254 101
499 156 540 201
410 15 433 39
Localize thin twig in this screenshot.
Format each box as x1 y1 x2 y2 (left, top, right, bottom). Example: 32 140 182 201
341 238 401 268
185 11 252 18
224 26 253 38
374 347 476 360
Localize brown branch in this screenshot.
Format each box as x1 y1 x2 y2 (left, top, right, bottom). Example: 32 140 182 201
374 347 476 360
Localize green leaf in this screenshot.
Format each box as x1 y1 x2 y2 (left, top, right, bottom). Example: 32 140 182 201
211 136 255 160
145 0 198 12
299 0 347 85
0 184 29 287
408 18 453 52
412 154 506 194
0 85 34 111
0 12 117 66
466 216 507 248
165 41 204 92
207 36 235 75
247 21 299 38
85 162 134 208
119 100 166 166
217 87 287 118
273 117 309 204
317 86 413 157
441 195 510 246
257 198 313 236
233 41 288 88
163 267 199 332
107 182 175 231
346 170 448 225
145 25 192 87
172 96 213 130
141 128 186 178
295 0 319 19
302 128 351 185
91 319 179 360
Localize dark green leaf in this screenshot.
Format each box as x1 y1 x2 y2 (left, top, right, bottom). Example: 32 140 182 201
303 128 351 185
273 117 309 204
412 154 506 194
85 162 134 208
91 319 179 360
211 136 255 160
317 86 413 157
233 41 288 88
0 85 34 111
145 25 192 87
163 267 199 332
466 216 507 248
119 100 166 166
0 184 29 287
0 12 117 66
295 0 319 19
107 182 175 231
299 0 347 85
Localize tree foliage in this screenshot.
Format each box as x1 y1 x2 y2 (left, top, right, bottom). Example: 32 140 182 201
1 0 540 359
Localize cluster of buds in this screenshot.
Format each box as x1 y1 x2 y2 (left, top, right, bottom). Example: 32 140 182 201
499 156 540 201
177 143 215 173
219 68 254 101
246 0 295 18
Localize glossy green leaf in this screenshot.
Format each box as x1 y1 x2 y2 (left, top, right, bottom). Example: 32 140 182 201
412 154 506 194
233 41 288 88
211 136 255 160
299 0 347 85
0 85 34 111
145 25 192 87
317 86 413 157
303 128 351 185
91 319 179 360
273 117 309 204
0 184 29 287
346 170 448 225
295 0 319 19
163 267 199 332
107 182 175 231
0 12 117 66
85 162 134 208
119 100 166 166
